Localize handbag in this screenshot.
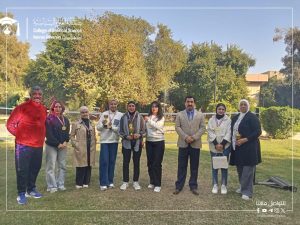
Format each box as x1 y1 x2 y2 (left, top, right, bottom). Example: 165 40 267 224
212 155 228 169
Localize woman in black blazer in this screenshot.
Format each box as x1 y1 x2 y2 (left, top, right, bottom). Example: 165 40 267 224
230 99 262 200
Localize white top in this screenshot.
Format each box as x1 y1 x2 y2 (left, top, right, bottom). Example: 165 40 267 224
96 110 123 143
207 114 231 153
146 115 165 142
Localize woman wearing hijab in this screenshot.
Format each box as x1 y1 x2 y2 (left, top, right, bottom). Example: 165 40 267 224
144 101 165 193
230 99 262 200
118 101 145 191
45 100 70 193
70 106 96 189
207 103 231 194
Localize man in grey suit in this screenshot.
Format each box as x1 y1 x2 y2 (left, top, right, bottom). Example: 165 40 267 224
173 96 206 195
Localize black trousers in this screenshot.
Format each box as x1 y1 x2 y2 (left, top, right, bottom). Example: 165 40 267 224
15 144 43 194
122 147 142 182
175 146 200 190
76 166 92 186
146 140 165 187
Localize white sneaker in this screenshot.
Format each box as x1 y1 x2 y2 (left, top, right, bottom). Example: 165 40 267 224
242 195 250 200
120 182 129 191
83 185 89 188
100 186 107 191
133 182 141 191
58 186 66 191
47 188 58 193
108 183 114 189
75 185 83 189
148 184 154 189
221 185 227 194
236 187 241 194
212 184 218 194
154 186 161 193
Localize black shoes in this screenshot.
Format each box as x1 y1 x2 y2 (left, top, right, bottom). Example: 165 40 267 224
173 189 181 195
191 189 199 195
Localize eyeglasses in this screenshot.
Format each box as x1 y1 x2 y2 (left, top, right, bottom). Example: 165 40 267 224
54 106 62 108
152 105 158 108
81 111 88 113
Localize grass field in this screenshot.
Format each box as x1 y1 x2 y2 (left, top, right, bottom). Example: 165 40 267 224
0 134 299 225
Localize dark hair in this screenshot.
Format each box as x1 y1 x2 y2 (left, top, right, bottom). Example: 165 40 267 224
30 86 43 96
216 103 226 113
185 96 195 102
127 100 136 106
148 101 163 121
50 100 65 115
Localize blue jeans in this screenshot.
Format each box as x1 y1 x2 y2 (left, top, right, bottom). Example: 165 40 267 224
99 143 118 186
210 147 231 186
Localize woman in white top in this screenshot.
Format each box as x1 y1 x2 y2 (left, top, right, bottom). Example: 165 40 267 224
144 101 165 193
207 103 231 194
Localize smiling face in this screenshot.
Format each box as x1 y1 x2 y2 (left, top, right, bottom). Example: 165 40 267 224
109 100 118 112
31 90 43 104
239 101 249 113
216 105 226 116
127 103 136 113
185 98 195 111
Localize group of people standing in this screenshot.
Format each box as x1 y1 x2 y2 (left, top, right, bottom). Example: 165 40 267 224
7 86 262 205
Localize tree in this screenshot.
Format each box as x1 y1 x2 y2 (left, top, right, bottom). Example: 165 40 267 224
169 42 252 111
273 27 300 108
0 12 30 107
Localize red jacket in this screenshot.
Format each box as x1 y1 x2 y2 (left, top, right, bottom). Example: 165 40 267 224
7 100 47 147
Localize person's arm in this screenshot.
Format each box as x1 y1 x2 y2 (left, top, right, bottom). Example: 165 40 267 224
45 118 60 147
175 113 189 141
6 106 21 136
207 118 217 143
70 122 78 148
118 116 128 139
246 114 262 141
222 119 232 144
96 114 105 131
147 117 164 133
192 113 206 141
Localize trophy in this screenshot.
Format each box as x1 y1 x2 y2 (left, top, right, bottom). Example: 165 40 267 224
236 131 241 140
128 122 134 138
103 115 111 129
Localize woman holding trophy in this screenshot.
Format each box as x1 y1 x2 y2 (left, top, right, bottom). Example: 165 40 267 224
230 99 262 200
97 99 123 191
118 101 145 191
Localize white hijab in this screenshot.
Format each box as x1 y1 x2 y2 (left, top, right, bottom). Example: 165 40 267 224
232 99 250 150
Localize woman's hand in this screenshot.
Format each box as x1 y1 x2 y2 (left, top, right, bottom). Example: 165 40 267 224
236 138 248 146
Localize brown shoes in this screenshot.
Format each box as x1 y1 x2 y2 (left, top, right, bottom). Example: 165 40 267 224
173 189 181 195
191 189 199 195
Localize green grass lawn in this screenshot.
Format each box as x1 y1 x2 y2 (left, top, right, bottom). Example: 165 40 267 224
0 136 299 225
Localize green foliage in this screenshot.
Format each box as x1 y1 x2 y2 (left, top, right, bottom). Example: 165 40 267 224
0 12 30 106
169 42 252 111
261 106 300 138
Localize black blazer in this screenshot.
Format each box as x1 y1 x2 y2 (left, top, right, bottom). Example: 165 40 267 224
229 112 262 166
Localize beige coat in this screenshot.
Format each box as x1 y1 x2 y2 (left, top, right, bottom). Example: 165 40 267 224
175 110 206 149
70 119 96 167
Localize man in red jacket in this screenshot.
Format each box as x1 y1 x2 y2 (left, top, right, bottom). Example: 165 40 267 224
7 86 47 205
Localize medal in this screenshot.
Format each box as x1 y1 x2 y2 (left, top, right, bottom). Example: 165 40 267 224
57 116 66 131
62 126 66 130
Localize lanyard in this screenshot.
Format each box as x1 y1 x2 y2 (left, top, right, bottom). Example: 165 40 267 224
56 116 66 130
215 117 224 127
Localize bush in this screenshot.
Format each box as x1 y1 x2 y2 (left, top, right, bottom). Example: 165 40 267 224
261 106 300 139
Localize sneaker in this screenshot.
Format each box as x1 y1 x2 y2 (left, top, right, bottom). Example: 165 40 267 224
75 185 83 189
25 188 42 198
236 187 241 194
120 182 129 191
242 195 250 200
133 182 141 191
58 186 66 191
100 186 107 191
148 184 154 189
221 185 227 194
47 187 58 193
154 186 161 193
212 184 218 194
108 183 115 189
83 184 89 188
17 192 27 205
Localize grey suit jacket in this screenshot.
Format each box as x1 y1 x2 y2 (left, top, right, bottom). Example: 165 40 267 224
175 109 206 149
